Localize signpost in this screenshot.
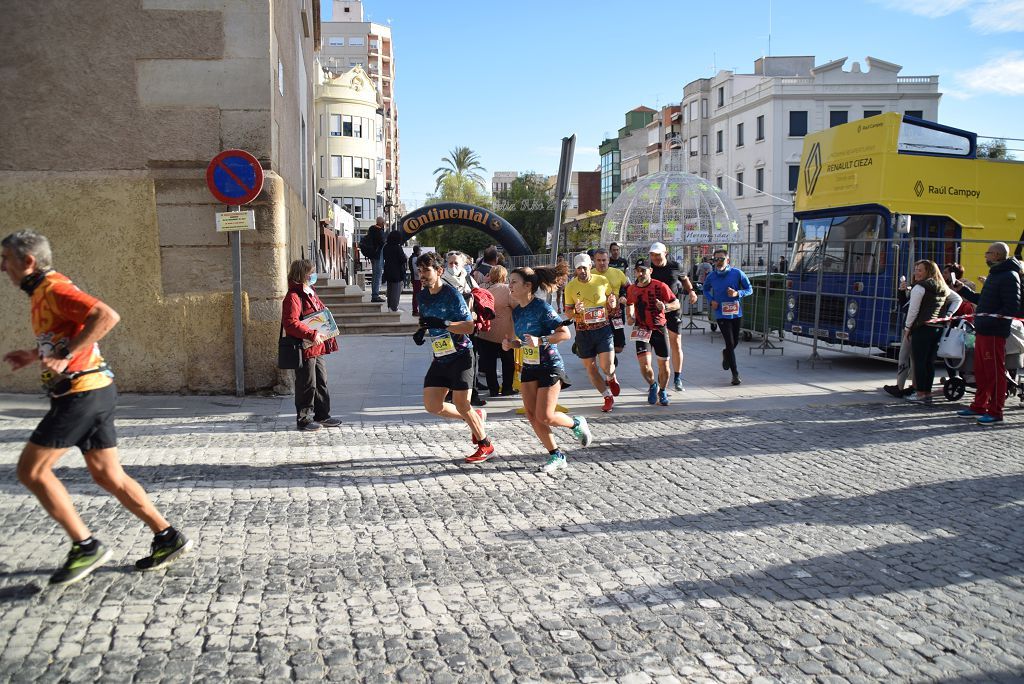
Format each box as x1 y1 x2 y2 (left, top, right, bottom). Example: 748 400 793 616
206 150 264 397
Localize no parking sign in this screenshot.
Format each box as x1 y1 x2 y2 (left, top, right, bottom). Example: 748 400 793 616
206 149 264 205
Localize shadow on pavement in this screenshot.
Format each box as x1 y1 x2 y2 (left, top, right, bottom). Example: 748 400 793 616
511 473 1024 602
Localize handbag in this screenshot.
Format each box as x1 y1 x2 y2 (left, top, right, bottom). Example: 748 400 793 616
277 323 304 370
937 322 967 367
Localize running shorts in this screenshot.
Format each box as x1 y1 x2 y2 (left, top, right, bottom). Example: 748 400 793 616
635 327 670 359
519 365 572 389
30 383 118 452
574 326 614 359
423 352 475 390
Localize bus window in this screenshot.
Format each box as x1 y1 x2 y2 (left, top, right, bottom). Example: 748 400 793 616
790 214 883 274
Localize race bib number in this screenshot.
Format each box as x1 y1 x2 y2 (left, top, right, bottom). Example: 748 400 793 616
584 307 607 325
612 314 625 330
429 333 457 358
721 301 740 316
522 344 541 366
630 327 652 342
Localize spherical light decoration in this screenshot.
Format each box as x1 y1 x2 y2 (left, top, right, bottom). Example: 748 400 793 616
601 152 742 253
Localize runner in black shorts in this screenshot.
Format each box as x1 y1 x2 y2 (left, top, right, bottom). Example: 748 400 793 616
414 252 493 463
2 230 191 586
648 242 697 391
626 258 680 406
504 264 592 474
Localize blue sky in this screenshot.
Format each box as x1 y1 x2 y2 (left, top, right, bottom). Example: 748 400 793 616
322 0 1024 210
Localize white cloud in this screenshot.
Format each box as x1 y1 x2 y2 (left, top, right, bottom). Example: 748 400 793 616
954 51 1024 95
879 0 1024 32
969 0 1024 32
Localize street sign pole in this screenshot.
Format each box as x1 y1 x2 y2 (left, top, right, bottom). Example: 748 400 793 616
206 150 264 398
230 210 245 397
550 134 576 262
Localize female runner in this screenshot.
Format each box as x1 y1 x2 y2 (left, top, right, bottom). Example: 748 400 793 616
503 265 593 474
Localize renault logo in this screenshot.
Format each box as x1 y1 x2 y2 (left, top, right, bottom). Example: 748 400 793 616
804 142 822 196
914 180 924 197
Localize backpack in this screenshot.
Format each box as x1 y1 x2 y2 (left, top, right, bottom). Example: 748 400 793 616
470 286 496 333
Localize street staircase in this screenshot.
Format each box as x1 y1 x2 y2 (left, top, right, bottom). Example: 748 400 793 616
316 283 420 336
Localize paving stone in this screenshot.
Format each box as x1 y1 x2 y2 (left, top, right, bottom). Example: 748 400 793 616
0 391 1019 683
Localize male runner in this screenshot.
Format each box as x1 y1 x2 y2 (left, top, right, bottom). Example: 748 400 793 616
2 230 191 586
593 248 630 359
608 243 630 271
564 253 620 412
648 242 698 391
626 258 679 406
703 248 753 385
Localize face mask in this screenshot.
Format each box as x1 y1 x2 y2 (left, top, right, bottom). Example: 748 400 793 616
447 266 463 279
20 270 49 296
308 272 318 286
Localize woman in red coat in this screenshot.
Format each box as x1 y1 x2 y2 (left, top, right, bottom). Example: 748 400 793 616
282 259 341 431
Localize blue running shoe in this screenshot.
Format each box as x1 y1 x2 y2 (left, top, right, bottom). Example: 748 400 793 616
673 376 684 392
977 414 1003 426
956 408 983 418
647 383 658 405
658 389 670 406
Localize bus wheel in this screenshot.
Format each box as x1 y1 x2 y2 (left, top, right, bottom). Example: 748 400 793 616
944 377 966 401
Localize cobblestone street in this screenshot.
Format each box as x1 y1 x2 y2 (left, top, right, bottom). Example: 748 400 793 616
0 334 1021 682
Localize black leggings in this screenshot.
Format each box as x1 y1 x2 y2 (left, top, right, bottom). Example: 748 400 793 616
475 337 515 395
910 326 943 393
719 317 742 374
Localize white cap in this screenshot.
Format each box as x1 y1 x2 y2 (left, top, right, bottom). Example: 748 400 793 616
573 253 593 269
649 242 667 254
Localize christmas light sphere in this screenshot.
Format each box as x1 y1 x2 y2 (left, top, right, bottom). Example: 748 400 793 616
600 152 742 256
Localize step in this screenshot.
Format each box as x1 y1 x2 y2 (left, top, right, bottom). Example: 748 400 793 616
338 321 420 336
320 300 385 313
333 311 408 323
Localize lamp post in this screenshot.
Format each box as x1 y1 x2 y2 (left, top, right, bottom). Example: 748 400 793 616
384 182 395 230
746 213 752 267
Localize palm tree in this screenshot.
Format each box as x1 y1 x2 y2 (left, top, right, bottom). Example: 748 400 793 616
433 146 487 192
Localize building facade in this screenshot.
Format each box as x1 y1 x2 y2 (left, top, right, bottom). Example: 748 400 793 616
491 172 518 196
314 65 385 236
599 106 656 211
678 56 940 257
319 0 399 217
0 0 322 394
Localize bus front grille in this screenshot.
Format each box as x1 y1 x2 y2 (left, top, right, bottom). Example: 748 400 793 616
797 294 845 328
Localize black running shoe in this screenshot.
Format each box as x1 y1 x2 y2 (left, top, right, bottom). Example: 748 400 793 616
135 530 193 572
49 541 111 586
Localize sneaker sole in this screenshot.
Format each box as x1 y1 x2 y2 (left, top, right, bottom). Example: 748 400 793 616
465 455 494 463
957 413 982 419
541 464 567 475
49 548 112 587
137 539 193 573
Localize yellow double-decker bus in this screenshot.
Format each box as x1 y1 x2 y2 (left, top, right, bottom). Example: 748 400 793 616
786 112 1023 349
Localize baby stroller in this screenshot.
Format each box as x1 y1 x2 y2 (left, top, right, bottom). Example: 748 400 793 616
939 319 1024 404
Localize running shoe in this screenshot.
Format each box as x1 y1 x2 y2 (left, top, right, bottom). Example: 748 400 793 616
571 416 593 447
135 530 193 572
658 389 670 406
540 453 567 474
647 383 659 405
319 417 343 428
465 443 495 463
607 377 621 397
297 421 322 432
49 541 111 586
905 394 933 404
731 375 742 386
673 376 684 392
956 408 983 418
977 414 1003 426
601 395 614 412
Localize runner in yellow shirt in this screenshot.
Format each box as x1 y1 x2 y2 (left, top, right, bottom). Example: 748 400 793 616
593 247 630 360
564 253 621 412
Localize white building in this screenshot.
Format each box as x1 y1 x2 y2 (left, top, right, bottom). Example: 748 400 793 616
314 65 385 233
491 171 517 196
678 56 940 257
320 0 400 214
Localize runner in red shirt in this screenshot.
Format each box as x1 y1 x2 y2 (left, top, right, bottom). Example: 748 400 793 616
626 258 680 406
2 231 192 586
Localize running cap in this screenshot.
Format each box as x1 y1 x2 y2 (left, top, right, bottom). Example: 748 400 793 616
573 253 593 269
633 258 652 270
649 242 667 254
